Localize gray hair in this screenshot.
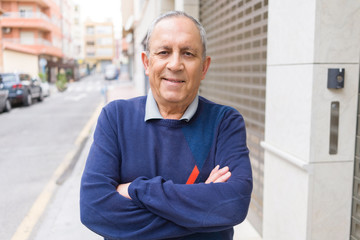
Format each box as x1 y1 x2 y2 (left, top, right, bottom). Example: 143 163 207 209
145 11 207 60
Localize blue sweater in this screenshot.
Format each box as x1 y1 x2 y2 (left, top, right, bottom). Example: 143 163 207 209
80 96 253 240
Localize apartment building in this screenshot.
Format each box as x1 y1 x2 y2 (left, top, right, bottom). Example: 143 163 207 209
84 20 115 73
0 6 5 72
71 2 83 60
60 0 72 60
122 0 360 239
71 2 86 78
0 0 75 81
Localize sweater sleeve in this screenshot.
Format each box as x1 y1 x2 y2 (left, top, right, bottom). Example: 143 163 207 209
128 109 253 230
80 106 193 240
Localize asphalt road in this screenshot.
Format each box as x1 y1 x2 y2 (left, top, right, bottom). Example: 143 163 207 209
0 74 105 240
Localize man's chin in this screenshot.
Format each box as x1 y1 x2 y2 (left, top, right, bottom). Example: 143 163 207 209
159 91 183 102
163 97 184 104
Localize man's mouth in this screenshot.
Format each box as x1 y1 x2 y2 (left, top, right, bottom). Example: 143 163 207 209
162 78 185 83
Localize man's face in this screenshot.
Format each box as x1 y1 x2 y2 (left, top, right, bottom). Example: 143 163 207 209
142 17 211 109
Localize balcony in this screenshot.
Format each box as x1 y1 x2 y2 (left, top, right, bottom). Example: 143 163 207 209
3 0 50 8
1 12 55 32
2 38 63 57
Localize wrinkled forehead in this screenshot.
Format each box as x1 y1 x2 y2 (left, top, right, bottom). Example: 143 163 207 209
149 17 202 50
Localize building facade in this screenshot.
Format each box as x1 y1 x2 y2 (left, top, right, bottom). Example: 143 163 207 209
70 1 86 78
122 0 360 239
71 2 83 60
60 0 72 60
0 0 76 81
84 20 115 73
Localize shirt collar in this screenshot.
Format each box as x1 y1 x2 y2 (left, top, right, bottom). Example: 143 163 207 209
144 89 199 122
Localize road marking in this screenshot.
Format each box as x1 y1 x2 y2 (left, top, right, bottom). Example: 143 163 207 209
65 93 87 102
10 102 104 240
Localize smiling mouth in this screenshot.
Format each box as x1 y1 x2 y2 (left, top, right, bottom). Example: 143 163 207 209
162 78 185 83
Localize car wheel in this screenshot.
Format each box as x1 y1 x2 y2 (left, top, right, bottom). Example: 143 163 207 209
4 99 11 112
38 90 44 102
23 92 32 106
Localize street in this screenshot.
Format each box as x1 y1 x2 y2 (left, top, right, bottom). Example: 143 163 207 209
0 74 107 240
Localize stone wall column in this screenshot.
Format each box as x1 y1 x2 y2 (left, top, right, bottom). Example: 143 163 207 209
263 1 360 239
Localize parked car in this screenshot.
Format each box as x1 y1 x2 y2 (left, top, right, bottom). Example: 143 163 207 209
0 72 43 106
40 80 51 97
33 76 51 97
104 64 120 80
0 77 11 113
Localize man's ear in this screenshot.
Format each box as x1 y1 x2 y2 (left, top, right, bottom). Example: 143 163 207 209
201 56 211 80
141 52 150 75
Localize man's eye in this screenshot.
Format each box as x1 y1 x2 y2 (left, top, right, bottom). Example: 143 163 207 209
184 52 194 57
158 51 168 55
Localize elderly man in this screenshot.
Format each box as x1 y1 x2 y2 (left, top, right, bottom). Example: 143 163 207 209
80 11 252 240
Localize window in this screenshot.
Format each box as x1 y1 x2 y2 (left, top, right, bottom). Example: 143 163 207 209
86 41 95 46
19 6 33 18
20 31 35 45
96 25 112 35
86 26 95 35
86 51 95 57
97 38 113 45
96 48 113 57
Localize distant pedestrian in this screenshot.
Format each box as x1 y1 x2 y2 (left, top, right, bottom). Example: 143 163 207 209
80 11 252 240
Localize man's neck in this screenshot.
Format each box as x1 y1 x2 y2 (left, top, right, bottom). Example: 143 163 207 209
157 102 189 120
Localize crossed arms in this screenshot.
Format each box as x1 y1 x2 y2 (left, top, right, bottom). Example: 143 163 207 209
80 105 252 240
117 165 232 199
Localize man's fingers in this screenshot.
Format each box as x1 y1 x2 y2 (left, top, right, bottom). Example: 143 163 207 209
214 171 231 183
209 165 220 176
205 165 220 183
205 166 230 184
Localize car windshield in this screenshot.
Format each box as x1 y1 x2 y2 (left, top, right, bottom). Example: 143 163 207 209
19 74 31 81
0 74 16 83
0 74 17 88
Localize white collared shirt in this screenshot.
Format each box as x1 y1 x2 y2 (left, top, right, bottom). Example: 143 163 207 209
144 89 199 122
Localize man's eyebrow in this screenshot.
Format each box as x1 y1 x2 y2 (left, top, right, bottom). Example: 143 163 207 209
181 46 198 52
151 46 200 56
153 46 171 51
153 46 198 51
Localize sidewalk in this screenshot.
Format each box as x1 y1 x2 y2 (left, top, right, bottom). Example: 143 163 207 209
32 78 261 240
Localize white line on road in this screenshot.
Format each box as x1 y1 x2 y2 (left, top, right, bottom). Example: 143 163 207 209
65 93 87 102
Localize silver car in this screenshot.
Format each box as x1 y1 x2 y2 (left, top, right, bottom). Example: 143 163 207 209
104 64 120 80
0 77 11 113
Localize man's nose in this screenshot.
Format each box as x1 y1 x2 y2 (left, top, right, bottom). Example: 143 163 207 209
167 53 184 71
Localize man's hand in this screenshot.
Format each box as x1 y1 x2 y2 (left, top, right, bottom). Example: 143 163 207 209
117 165 230 197
117 182 132 199
205 165 231 184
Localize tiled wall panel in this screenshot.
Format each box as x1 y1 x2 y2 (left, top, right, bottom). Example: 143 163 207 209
199 0 268 233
